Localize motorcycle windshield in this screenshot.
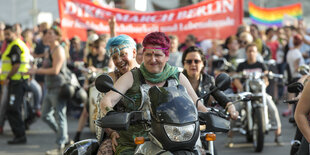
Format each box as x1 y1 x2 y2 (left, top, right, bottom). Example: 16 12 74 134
149 85 198 124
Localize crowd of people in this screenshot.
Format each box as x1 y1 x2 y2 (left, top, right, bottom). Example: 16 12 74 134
0 17 310 154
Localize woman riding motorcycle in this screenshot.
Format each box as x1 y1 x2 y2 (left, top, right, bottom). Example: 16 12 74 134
99 32 239 154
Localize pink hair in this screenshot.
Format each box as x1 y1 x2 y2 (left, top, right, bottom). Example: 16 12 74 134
142 32 170 56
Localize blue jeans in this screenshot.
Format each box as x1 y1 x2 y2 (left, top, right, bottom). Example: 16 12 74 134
28 79 42 110
41 87 68 146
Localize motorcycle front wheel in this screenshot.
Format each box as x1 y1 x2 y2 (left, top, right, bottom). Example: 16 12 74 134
252 108 264 152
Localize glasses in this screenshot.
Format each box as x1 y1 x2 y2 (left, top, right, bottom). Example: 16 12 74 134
184 59 201 64
239 40 248 45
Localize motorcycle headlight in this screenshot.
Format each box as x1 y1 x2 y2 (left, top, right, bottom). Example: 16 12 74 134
164 124 195 142
249 81 261 93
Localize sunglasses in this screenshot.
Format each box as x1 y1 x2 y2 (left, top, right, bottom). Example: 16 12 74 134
239 40 248 45
184 59 201 64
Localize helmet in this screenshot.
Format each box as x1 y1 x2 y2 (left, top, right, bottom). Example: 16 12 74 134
74 88 88 103
59 84 75 99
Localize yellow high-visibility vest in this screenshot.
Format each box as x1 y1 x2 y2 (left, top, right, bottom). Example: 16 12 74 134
0 38 30 80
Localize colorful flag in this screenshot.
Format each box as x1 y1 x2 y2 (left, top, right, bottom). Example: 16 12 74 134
249 1 303 27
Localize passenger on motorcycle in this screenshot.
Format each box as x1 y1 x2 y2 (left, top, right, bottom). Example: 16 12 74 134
233 43 282 144
97 34 140 155
100 32 239 154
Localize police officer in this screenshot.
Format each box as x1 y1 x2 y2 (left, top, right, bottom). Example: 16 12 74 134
1 24 30 144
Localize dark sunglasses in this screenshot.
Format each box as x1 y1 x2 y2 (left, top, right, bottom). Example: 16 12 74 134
184 59 201 64
239 40 248 45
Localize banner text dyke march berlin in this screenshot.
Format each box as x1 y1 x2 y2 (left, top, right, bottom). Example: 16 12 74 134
58 0 243 42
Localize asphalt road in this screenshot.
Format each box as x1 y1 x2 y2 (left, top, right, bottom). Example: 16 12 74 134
0 101 297 155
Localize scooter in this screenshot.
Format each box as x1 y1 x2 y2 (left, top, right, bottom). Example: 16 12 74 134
64 73 232 155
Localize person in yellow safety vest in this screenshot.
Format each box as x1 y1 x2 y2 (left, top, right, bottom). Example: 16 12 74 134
0 24 30 144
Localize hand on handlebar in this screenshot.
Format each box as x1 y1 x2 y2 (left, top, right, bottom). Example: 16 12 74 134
226 103 239 120
110 131 120 152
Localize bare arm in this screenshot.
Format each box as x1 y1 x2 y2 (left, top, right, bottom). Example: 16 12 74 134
233 79 243 92
36 46 65 75
109 16 116 38
295 77 310 143
100 71 134 114
179 73 208 112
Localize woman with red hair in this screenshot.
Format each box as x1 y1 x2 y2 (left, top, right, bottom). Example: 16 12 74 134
99 32 238 154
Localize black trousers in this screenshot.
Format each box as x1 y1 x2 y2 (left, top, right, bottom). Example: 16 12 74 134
6 80 26 138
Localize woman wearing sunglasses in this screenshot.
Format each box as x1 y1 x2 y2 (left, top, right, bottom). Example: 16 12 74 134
182 46 233 108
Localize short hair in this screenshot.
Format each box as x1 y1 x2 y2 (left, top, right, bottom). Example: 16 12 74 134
51 26 62 37
224 35 238 49
186 34 197 43
293 34 303 46
181 46 206 67
265 27 274 35
4 24 15 32
245 43 257 52
106 34 136 57
142 32 170 56
240 32 253 43
169 35 178 41
250 24 259 31
94 37 106 49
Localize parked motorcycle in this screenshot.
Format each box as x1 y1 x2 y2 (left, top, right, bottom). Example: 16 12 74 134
74 62 108 133
64 73 232 155
231 71 283 152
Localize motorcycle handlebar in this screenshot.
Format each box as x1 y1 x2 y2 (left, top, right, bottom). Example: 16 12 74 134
283 99 299 104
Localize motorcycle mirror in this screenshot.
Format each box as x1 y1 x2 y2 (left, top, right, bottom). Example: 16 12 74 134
287 82 304 93
95 74 136 104
95 74 114 93
215 73 231 91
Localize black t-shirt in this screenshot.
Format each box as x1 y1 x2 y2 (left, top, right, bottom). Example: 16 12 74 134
236 61 268 83
7 45 22 64
236 61 267 73
86 53 110 69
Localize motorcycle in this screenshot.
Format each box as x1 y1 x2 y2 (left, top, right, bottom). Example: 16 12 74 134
73 62 111 133
64 73 232 155
231 71 283 152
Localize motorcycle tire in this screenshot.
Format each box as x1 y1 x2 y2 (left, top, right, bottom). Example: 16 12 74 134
253 108 264 152
245 113 253 142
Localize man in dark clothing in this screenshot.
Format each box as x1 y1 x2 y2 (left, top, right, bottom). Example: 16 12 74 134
233 43 282 145
0 24 30 144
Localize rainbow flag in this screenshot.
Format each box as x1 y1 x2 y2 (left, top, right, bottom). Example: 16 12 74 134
249 1 303 27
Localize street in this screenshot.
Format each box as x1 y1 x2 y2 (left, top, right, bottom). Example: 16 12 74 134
0 102 296 155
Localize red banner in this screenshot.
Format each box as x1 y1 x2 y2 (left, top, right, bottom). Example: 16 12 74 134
58 0 243 42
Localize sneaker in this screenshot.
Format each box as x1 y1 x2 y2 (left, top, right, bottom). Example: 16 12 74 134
65 139 74 148
275 135 284 146
35 110 41 117
7 136 27 145
282 109 292 117
46 145 65 155
225 137 234 148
